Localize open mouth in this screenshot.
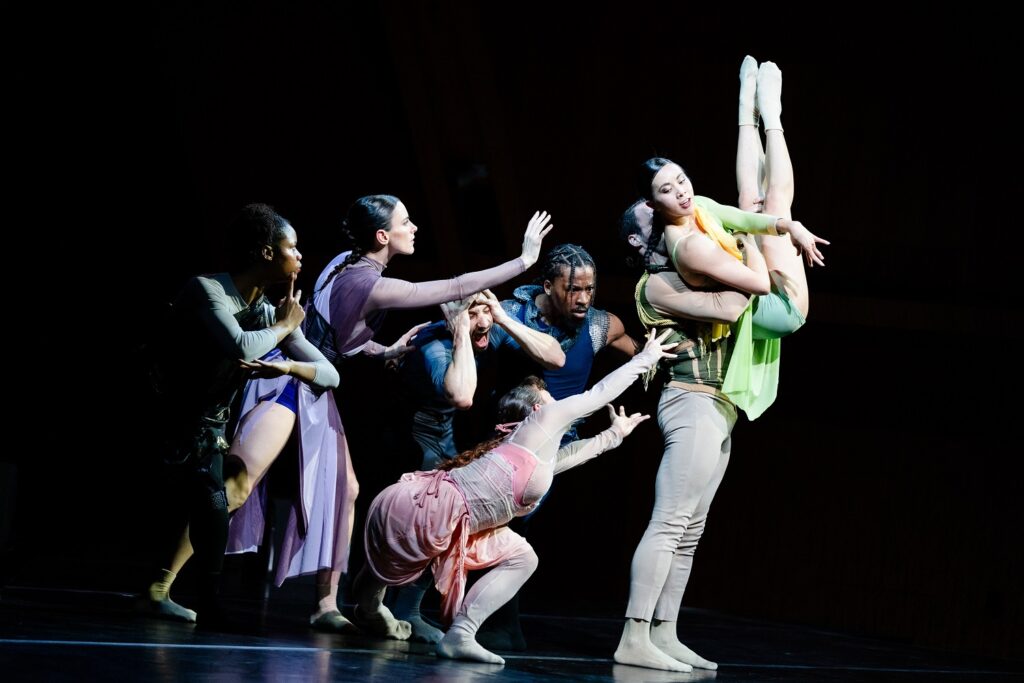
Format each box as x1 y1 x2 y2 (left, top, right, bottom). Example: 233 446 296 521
471 331 490 349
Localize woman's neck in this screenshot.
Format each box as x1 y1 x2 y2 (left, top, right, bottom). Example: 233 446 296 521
364 247 391 267
667 215 695 228
230 272 265 306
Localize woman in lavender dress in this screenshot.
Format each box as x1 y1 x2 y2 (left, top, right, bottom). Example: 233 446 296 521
154 195 554 632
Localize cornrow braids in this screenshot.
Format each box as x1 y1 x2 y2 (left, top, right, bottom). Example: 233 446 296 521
538 243 597 307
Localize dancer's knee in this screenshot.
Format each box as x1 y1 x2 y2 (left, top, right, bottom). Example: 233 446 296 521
510 543 539 575
644 516 689 550
677 516 707 553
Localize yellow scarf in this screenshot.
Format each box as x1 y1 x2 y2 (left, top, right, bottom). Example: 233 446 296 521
670 205 742 341
694 205 742 260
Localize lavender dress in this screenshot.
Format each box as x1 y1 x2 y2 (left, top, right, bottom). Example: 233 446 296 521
229 252 527 584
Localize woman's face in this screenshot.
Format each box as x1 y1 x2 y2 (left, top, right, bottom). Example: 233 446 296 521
272 224 302 280
649 163 695 222
385 201 418 255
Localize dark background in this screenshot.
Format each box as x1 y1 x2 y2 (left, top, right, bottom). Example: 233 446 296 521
7 2 1021 661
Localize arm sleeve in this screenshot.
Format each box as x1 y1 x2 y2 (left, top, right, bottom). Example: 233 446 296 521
280 329 341 389
697 195 778 235
422 338 455 399
511 348 660 453
365 258 526 311
552 427 625 474
192 277 278 361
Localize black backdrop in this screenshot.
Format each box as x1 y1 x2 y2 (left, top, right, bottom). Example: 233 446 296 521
8 2 1021 660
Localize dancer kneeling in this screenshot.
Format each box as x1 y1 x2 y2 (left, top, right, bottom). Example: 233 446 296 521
352 330 677 664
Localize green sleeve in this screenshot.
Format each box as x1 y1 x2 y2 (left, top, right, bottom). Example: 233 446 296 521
695 195 778 235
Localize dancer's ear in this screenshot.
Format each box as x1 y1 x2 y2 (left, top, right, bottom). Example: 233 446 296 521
375 228 390 248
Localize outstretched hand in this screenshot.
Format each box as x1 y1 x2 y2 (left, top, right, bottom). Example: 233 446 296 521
641 328 680 360
384 321 432 361
778 219 829 267
607 404 650 439
519 210 554 268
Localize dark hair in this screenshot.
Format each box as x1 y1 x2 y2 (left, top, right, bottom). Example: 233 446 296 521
538 243 598 306
495 375 548 423
226 203 291 271
438 376 548 472
319 194 400 292
636 157 675 200
619 199 646 243
635 157 689 267
619 200 647 269
620 199 670 269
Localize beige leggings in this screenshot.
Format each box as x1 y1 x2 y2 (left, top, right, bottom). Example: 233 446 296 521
625 387 737 622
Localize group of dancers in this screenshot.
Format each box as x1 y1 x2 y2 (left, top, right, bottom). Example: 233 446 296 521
143 57 828 672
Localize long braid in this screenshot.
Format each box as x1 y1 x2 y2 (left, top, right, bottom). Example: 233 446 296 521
316 194 399 295
646 212 667 270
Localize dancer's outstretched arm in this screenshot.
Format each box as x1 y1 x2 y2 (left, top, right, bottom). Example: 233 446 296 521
366 211 554 311
552 405 650 474
510 331 676 459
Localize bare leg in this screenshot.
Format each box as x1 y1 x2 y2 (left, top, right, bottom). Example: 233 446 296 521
351 566 413 640
756 60 809 317
143 564 196 622
145 401 295 623
223 401 296 509
310 567 359 633
310 441 361 630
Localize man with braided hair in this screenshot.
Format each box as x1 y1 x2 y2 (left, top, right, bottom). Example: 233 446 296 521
499 243 639 439
476 243 641 650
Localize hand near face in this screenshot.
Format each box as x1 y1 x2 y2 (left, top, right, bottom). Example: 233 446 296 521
276 273 305 332
476 289 510 326
441 296 474 336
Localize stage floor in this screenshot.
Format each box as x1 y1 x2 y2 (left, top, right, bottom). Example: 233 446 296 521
1 585 1021 682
